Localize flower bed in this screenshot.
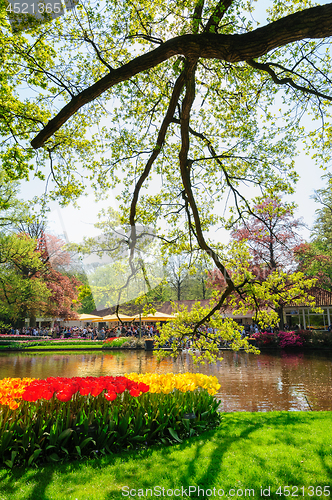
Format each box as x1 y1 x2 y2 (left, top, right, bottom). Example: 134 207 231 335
252 330 324 348
252 331 278 346
277 331 303 348
0 335 40 339
103 337 129 348
0 373 221 468
102 337 146 349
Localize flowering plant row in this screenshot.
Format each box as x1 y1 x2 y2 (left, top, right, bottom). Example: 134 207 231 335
253 329 332 348
0 375 148 409
252 330 304 348
22 375 149 403
103 337 118 344
0 373 221 468
126 373 221 395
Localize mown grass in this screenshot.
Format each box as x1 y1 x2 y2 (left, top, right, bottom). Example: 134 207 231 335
0 338 144 351
0 411 331 500
23 343 102 350
0 341 102 351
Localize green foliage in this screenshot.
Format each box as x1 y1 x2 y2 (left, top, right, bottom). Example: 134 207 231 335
229 269 320 327
294 174 332 290
0 234 51 324
77 284 96 314
311 174 332 254
156 299 259 364
0 1 328 225
205 239 320 331
0 169 30 229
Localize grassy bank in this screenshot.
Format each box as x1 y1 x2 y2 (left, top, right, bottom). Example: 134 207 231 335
0 341 101 351
0 338 144 351
0 411 331 500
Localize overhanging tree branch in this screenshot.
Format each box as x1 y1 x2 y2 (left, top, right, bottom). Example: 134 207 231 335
247 58 332 101
31 3 332 149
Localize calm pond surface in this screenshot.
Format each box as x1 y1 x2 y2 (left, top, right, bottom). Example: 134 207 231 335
0 349 331 412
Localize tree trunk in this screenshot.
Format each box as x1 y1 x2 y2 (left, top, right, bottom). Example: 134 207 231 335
277 307 285 330
202 277 206 299
29 314 36 328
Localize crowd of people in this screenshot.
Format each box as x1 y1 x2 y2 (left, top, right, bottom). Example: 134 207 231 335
2 322 283 340
64 324 159 340
2 323 159 339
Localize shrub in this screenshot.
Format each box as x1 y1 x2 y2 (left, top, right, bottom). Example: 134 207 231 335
298 329 332 348
277 331 303 348
253 330 304 348
252 331 278 346
103 337 145 349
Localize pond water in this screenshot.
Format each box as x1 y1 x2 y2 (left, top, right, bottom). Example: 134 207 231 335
0 349 331 412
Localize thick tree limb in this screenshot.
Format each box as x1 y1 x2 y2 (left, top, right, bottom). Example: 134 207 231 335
31 3 332 149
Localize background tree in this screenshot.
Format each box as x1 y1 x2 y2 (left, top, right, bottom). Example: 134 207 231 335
207 240 318 331
32 231 82 324
175 259 213 300
77 276 96 314
6 220 83 325
312 173 332 255
165 254 191 301
231 197 304 272
294 241 332 293
0 233 51 326
294 174 332 291
0 169 29 230
209 198 307 329
69 206 169 312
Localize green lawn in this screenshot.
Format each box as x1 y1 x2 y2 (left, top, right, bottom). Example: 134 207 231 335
0 341 102 350
23 343 102 350
0 411 331 500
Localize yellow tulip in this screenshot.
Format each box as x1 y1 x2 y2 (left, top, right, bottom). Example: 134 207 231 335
126 372 220 395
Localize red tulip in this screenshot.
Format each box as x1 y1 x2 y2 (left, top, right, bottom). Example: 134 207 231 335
114 384 126 394
79 386 91 396
22 391 39 402
91 384 104 397
56 391 73 402
20 375 150 404
47 377 64 392
138 382 149 393
42 389 54 400
106 383 117 392
104 391 117 401
129 388 140 397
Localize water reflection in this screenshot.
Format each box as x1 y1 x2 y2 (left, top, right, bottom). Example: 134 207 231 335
0 349 331 412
